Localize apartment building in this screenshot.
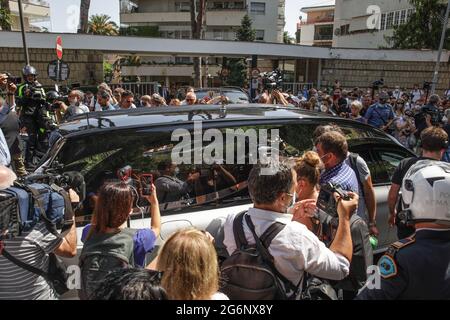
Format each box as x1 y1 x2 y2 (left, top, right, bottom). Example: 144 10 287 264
119 0 285 86
297 5 334 47
333 0 414 48
1 0 50 32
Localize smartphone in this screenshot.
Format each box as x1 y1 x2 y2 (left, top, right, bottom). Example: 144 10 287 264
140 174 153 196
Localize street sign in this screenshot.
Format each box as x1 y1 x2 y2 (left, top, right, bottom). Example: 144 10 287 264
47 60 70 81
56 36 63 60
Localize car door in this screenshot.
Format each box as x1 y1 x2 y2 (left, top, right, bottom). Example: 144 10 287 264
369 145 415 251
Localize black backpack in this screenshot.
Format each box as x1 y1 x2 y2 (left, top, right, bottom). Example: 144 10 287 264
79 228 137 300
220 211 301 300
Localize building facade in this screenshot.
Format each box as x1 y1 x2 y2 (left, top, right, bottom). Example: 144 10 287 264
333 0 414 49
119 0 285 86
297 5 334 47
1 0 50 32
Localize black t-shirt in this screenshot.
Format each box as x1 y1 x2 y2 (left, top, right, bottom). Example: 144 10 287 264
391 156 435 185
0 107 20 153
443 123 450 140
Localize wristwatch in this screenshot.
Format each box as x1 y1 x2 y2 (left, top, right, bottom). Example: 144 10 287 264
368 221 377 227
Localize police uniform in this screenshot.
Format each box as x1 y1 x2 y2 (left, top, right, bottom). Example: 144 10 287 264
356 228 450 299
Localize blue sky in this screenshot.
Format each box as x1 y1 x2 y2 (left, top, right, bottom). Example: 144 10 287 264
43 0 334 37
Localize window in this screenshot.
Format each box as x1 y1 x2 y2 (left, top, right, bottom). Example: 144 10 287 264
213 29 224 40
174 1 190 12
394 11 400 27
400 9 407 25
380 13 386 30
250 2 265 15
407 8 415 20
340 24 350 35
255 29 265 41
386 12 394 29
314 25 333 41
175 57 191 64
369 148 414 184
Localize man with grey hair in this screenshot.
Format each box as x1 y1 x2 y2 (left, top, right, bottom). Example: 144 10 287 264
223 159 357 295
64 90 89 119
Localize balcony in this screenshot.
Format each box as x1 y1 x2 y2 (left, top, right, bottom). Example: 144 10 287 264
120 12 191 24
206 10 247 26
314 33 333 41
9 0 50 18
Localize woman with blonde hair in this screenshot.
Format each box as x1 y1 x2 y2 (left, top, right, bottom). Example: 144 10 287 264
156 228 228 300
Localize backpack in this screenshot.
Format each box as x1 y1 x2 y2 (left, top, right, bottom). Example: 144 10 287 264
78 228 137 300
348 153 366 200
220 211 301 300
0 182 72 236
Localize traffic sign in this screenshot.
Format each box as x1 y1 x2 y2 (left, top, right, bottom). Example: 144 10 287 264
47 60 70 81
56 36 63 60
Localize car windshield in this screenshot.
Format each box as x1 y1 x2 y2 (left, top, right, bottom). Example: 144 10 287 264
195 89 249 104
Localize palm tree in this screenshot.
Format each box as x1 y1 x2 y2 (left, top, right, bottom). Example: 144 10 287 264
88 14 119 36
78 0 91 33
190 0 207 87
283 31 294 44
0 0 12 31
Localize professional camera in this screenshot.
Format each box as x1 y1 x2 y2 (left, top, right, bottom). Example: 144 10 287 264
372 78 384 89
316 182 350 217
260 69 283 90
4 72 21 85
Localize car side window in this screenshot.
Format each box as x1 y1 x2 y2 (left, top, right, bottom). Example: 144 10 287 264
372 148 413 184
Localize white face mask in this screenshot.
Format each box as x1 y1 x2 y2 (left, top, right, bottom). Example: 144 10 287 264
174 167 180 176
320 105 328 113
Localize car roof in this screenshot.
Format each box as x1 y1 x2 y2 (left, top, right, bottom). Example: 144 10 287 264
58 104 389 140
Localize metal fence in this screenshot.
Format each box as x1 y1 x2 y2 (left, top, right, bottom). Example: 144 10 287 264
108 82 160 97
282 82 314 95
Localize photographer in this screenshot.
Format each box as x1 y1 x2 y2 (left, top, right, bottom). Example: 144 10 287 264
0 73 27 176
0 165 78 300
414 94 442 139
223 159 357 296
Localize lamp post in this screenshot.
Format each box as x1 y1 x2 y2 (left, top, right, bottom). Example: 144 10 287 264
17 0 30 66
431 0 450 94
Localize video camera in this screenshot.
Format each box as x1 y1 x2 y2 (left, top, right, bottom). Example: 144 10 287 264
260 69 283 90
316 182 350 217
372 78 384 90
423 81 431 91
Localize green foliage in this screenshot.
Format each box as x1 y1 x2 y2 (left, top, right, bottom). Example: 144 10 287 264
103 61 113 75
226 58 247 87
119 25 160 37
88 14 119 36
283 31 295 44
387 0 450 50
236 14 255 41
0 7 11 31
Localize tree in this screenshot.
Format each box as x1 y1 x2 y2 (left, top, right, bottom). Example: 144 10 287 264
78 0 91 33
283 31 295 44
120 25 160 37
88 14 119 36
236 14 255 41
0 0 11 31
225 15 256 87
387 0 450 50
190 0 207 87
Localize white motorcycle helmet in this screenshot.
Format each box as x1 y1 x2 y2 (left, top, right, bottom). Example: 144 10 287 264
401 160 450 225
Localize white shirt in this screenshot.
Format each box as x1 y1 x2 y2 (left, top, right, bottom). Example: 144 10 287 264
223 208 350 286
410 89 423 103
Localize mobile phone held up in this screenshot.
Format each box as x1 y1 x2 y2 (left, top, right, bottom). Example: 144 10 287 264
140 174 153 196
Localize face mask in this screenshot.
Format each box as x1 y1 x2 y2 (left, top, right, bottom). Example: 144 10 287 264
286 192 296 214
174 167 180 176
320 105 328 113
69 98 79 106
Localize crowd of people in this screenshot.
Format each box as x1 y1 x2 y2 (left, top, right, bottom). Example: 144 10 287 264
0 66 449 301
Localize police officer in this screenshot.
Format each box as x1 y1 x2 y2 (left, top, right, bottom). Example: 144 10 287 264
16 65 46 168
356 160 450 299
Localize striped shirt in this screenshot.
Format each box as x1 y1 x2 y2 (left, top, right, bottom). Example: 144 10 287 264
0 222 62 300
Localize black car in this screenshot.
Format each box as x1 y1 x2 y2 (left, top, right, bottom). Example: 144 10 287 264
37 105 413 255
